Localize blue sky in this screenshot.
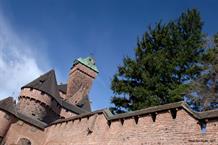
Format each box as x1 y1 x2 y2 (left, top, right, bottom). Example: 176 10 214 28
0 0 217 110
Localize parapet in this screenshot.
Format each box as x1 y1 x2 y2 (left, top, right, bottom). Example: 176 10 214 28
2 96 218 130
50 101 218 126
1 97 218 145
43 101 218 145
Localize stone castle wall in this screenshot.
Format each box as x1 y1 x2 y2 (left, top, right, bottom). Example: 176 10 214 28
43 109 218 145
3 120 47 145
1 104 218 145
0 111 12 139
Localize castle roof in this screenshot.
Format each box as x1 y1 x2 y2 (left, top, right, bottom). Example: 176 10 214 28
76 95 91 112
58 84 67 93
21 70 88 114
58 84 91 111
22 70 61 101
74 57 99 73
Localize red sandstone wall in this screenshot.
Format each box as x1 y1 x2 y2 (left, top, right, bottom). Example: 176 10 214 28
18 88 79 123
59 108 77 119
59 91 66 100
66 63 97 104
44 109 218 145
0 111 11 138
19 88 61 114
3 120 47 145
18 97 48 120
20 88 52 106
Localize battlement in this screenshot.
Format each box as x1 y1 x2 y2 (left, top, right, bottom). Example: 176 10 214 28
1 97 218 144
50 101 218 128
43 101 218 145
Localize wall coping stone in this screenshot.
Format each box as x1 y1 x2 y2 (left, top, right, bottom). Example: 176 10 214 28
50 101 218 126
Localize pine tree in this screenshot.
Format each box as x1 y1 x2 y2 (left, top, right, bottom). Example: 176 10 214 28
110 9 205 113
186 33 218 111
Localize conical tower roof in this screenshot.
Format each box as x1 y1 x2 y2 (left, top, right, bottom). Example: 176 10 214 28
21 69 61 99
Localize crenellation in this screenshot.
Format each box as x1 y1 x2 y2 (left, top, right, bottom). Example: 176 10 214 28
150 112 156 122
123 118 136 128
110 120 123 132
20 88 53 109
142 114 154 124
41 108 218 145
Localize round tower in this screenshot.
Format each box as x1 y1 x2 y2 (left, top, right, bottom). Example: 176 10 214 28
18 70 60 123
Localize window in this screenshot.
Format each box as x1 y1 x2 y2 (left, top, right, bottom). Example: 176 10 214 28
17 138 31 145
39 79 45 84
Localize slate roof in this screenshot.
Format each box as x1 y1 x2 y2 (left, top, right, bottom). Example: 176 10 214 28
58 84 92 112
21 70 61 102
21 70 87 114
58 84 67 94
76 95 92 112
62 100 88 114
0 97 47 129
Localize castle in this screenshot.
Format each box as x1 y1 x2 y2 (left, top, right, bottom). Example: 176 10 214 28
0 56 218 145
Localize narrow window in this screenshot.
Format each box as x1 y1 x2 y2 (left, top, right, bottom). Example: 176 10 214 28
17 138 31 145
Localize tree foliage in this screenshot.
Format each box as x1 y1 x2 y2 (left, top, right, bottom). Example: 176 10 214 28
186 33 218 111
110 9 206 113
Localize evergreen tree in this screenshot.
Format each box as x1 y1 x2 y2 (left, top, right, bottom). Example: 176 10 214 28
186 33 218 111
110 9 205 113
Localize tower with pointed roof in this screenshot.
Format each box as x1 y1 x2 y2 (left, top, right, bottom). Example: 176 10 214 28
16 56 98 124
66 57 99 111
18 70 61 123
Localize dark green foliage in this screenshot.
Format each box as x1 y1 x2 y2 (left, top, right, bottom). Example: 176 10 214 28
110 9 205 113
186 33 218 111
